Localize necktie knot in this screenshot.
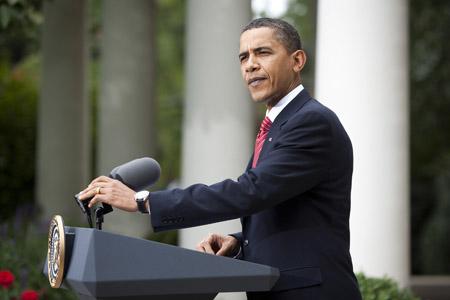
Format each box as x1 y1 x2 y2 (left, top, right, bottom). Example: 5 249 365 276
258 116 272 137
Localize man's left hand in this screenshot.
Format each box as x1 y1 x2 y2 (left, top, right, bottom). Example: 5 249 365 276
196 233 239 256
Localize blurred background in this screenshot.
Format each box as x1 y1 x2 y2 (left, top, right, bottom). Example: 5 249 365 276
0 0 448 299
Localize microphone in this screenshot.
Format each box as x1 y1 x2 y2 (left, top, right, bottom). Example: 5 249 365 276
100 157 161 222
75 157 161 228
109 157 161 191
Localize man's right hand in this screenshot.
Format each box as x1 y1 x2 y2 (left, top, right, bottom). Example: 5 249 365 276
196 233 239 257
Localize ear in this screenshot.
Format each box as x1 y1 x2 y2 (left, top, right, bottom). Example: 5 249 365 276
292 50 306 73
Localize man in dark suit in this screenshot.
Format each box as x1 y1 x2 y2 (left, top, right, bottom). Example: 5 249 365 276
80 18 362 300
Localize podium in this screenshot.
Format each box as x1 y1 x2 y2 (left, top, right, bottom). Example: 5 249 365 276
44 226 279 299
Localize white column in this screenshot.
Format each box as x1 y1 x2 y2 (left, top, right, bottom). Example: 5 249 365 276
182 1 252 299
315 0 409 286
37 0 89 223
98 0 155 237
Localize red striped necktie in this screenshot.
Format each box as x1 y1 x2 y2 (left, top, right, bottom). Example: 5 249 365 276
252 116 272 168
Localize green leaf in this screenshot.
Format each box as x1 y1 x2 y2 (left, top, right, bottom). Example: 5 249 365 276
356 273 421 300
8 0 22 5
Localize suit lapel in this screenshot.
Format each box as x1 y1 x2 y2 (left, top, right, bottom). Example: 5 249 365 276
257 89 312 161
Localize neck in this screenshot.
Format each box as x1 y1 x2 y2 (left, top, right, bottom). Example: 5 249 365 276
266 79 302 110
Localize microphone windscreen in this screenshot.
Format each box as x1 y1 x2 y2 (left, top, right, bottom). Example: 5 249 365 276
109 157 161 191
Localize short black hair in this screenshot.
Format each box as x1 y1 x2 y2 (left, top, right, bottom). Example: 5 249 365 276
241 18 302 53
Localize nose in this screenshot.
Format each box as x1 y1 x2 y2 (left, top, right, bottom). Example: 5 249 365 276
245 54 259 73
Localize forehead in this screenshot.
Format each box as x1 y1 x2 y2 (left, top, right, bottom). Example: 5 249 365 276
239 27 281 51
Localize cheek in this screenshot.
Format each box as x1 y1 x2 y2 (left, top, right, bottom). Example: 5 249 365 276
240 67 246 79
260 64 274 85
275 64 294 85
263 60 285 85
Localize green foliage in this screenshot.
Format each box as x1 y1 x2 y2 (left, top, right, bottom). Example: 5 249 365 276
409 0 450 275
154 0 186 188
0 0 41 29
282 0 317 93
0 217 77 299
147 230 178 246
0 0 41 224
418 169 450 274
0 57 38 222
357 273 420 300
410 0 450 178
0 0 42 63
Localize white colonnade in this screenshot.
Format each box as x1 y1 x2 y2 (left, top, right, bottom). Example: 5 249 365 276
315 0 410 286
181 1 253 299
98 0 156 237
37 0 89 222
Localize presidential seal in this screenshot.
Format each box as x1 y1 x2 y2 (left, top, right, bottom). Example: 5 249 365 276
47 215 66 288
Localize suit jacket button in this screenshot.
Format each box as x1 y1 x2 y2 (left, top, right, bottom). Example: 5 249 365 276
243 239 249 246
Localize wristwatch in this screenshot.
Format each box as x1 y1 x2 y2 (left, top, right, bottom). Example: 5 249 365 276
135 190 150 214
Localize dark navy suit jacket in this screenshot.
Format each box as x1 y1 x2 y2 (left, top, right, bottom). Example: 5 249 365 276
150 89 362 300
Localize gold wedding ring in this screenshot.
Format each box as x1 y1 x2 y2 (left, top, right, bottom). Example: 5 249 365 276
95 187 101 195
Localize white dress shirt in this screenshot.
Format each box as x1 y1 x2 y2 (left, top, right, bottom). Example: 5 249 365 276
266 84 304 122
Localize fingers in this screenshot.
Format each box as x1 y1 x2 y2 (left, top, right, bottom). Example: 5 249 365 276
196 233 227 255
77 187 96 201
78 186 103 201
216 243 232 256
79 176 112 193
196 235 213 254
77 176 137 212
90 175 112 185
84 187 110 207
196 240 216 255
88 192 111 208
216 236 238 256
196 234 216 254
78 177 115 201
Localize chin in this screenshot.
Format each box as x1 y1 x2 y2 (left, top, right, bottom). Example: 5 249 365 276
251 97 266 104
250 93 269 104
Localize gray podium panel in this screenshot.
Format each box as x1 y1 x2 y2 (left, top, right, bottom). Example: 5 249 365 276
77 293 215 300
45 227 279 300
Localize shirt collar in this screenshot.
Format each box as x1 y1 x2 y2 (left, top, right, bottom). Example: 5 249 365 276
266 84 304 122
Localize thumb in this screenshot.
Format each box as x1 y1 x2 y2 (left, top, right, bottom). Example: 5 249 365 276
216 240 234 256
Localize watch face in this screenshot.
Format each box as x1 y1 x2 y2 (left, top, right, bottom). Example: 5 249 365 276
136 190 149 200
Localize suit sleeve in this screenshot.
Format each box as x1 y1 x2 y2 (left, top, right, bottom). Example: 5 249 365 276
149 111 332 232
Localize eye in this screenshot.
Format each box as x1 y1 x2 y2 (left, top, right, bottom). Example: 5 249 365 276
239 55 248 63
259 50 271 55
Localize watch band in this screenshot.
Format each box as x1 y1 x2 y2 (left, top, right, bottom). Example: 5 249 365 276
137 198 149 214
